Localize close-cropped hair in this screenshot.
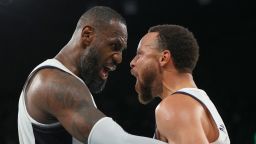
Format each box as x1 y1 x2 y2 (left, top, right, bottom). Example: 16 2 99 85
76 6 126 29
149 24 199 73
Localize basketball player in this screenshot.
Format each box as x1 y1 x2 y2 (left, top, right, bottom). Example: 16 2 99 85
18 6 167 144
130 24 230 143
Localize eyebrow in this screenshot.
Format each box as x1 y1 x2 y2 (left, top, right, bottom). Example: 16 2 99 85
144 44 157 49
116 39 127 50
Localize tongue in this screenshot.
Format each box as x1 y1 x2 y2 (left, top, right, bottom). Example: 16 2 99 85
100 68 108 80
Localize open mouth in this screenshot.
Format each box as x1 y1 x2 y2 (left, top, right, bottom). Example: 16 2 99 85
99 65 116 80
130 69 137 77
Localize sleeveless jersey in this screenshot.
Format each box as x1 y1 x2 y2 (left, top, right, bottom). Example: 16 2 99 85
18 59 97 144
175 88 230 144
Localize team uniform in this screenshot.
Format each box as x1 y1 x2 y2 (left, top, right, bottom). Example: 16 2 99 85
158 88 230 144
18 59 94 144
18 59 167 144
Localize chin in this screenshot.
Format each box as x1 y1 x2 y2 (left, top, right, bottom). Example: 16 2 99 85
139 98 153 105
88 77 107 94
138 94 154 105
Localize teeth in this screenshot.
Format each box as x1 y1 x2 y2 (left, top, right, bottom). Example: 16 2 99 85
106 66 116 71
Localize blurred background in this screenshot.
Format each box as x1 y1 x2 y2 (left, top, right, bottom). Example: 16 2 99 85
0 0 254 143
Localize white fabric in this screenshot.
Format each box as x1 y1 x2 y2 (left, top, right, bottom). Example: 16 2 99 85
88 117 167 144
18 59 91 144
177 88 230 144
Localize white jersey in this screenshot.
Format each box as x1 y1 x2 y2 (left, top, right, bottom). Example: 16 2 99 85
18 59 97 144
175 88 230 144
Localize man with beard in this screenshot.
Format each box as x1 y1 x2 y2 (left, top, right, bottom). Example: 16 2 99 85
130 24 230 144
18 6 167 144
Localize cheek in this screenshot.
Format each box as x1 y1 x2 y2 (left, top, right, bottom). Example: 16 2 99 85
91 42 108 62
138 60 158 81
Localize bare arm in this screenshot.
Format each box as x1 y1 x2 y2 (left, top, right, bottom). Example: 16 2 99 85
27 68 167 144
155 94 209 144
27 68 105 143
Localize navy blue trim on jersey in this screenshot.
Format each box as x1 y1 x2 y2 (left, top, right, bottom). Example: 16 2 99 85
153 91 203 140
172 91 205 106
32 123 72 144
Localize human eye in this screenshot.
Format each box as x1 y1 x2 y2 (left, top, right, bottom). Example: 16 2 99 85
111 42 122 51
134 51 142 60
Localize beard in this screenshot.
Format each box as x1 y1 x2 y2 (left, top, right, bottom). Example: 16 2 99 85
137 79 154 104
136 64 162 104
79 46 107 94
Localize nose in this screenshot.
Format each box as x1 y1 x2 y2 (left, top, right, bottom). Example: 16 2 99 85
113 52 122 64
130 57 135 69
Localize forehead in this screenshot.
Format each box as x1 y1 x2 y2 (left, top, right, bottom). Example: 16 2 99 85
137 32 159 51
103 20 127 43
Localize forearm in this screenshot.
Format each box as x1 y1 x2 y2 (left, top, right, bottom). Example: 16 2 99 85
88 117 167 144
58 108 105 143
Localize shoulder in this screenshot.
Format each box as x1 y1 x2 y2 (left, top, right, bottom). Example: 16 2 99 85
26 67 93 116
29 68 89 98
156 93 204 118
155 93 205 131
155 93 210 143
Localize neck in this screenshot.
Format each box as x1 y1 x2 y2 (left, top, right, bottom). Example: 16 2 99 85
55 29 85 77
159 70 197 99
55 43 80 76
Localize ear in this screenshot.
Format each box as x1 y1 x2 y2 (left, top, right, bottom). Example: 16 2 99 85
159 50 171 67
81 25 94 47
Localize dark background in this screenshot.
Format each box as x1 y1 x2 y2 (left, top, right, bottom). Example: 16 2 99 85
0 0 254 143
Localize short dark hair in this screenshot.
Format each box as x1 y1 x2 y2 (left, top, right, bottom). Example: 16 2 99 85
77 6 126 30
149 24 199 73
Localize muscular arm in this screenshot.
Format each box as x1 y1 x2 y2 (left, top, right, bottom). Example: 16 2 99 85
155 94 209 144
27 68 167 144
27 68 104 142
